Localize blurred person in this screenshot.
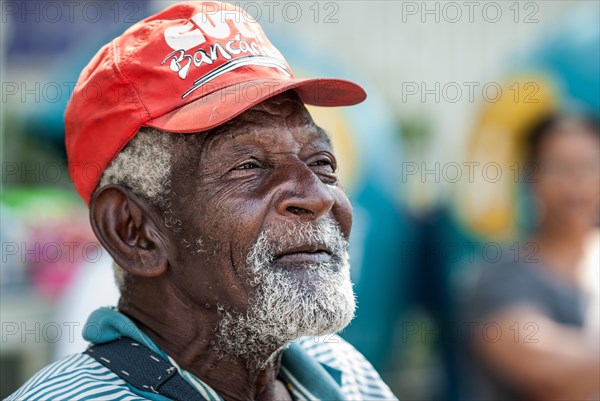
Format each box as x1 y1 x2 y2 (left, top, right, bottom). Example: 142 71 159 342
6 2 398 400
463 113 600 401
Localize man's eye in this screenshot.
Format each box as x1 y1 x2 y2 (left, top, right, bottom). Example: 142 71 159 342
234 161 260 170
311 159 336 172
310 158 338 185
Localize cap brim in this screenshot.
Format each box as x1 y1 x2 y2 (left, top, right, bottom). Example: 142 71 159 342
145 78 366 134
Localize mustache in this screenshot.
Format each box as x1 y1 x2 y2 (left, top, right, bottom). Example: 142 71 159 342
247 217 349 265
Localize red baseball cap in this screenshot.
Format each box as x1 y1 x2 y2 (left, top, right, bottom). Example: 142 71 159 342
65 1 366 205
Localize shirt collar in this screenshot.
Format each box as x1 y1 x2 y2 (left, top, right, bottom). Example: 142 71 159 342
83 307 344 400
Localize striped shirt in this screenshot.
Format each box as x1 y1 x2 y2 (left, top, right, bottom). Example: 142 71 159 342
6 307 397 401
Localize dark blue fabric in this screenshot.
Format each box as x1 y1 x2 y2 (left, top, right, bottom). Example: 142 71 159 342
84 337 207 401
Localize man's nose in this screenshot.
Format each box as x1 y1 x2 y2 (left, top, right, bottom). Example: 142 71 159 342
275 164 336 220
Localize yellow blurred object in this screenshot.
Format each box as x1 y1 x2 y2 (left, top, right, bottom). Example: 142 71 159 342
306 105 360 191
457 76 559 240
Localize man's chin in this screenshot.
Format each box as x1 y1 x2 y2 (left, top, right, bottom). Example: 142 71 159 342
283 287 357 340
294 307 355 340
272 263 344 293
215 287 355 363
216 252 355 367
281 264 356 338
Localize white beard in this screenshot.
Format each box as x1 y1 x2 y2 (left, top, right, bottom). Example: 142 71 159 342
215 217 356 370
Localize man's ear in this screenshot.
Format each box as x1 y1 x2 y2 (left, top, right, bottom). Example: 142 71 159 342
89 184 168 278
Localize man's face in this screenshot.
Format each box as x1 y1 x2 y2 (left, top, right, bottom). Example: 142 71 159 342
164 91 355 364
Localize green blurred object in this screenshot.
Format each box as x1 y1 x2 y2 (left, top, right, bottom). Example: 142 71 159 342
1 187 84 214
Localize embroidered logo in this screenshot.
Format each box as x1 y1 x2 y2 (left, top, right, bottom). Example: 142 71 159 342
161 7 291 98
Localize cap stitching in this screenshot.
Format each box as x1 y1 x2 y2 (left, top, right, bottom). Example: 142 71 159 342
84 41 150 202
111 38 151 119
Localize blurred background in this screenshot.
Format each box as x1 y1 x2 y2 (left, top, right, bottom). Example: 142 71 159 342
1 1 599 400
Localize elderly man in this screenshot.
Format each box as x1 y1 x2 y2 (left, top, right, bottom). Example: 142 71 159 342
7 2 397 400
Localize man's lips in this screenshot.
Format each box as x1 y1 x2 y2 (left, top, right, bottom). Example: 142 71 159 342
274 244 334 266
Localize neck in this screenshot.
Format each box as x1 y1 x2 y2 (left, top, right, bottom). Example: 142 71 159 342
118 279 288 401
530 220 588 286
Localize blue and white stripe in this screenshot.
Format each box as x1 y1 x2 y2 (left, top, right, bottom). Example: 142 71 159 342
7 335 397 401
6 354 150 401
296 335 397 400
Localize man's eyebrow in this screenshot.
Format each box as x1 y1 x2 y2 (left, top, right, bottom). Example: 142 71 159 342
199 121 334 153
199 120 247 149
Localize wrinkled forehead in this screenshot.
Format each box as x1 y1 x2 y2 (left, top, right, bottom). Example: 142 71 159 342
170 91 332 166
